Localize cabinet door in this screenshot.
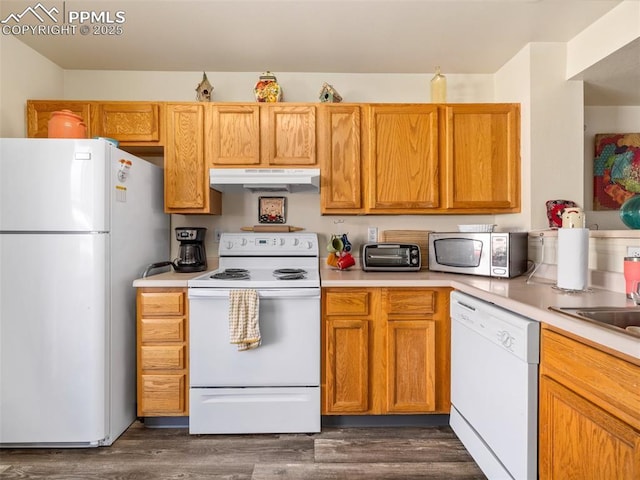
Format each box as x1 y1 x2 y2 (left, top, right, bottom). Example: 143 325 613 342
209 104 261 166
539 375 640 480
263 105 317 166
92 102 162 143
442 104 520 212
319 104 363 213
323 287 372 414
367 104 439 212
385 319 436 413
382 289 438 413
324 318 370 413
164 104 221 214
26 100 92 138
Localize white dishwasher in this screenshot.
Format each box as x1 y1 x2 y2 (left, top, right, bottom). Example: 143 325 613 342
450 291 540 480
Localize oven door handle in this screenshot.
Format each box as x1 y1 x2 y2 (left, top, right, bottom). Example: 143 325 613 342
188 288 320 299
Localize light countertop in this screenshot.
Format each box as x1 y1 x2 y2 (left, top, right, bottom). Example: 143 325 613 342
133 263 639 361
132 258 219 287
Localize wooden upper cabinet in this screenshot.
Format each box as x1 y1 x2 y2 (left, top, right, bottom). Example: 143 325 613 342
319 104 363 213
209 103 317 167
27 100 164 147
164 103 221 214
26 100 92 138
209 104 261 165
366 104 440 212
263 105 316 166
442 103 520 212
92 102 163 144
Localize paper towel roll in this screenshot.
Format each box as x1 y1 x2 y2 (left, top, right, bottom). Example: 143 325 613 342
557 228 589 291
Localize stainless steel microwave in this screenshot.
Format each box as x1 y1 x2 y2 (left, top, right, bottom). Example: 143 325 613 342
361 243 421 271
428 232 528 278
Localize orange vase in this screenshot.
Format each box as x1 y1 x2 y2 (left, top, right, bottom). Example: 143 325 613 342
47 110 87 138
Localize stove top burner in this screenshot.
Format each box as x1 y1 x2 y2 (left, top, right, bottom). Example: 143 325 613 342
211 268 250 280
273 268 307 280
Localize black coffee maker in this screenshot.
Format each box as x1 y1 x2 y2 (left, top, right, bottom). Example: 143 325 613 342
174 227 207 273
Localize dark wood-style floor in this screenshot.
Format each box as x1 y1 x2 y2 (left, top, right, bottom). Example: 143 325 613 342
0 421 487 479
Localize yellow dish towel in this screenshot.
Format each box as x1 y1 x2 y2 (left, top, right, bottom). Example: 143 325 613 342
228 289 261 351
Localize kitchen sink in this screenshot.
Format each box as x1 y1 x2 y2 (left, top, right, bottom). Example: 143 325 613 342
550 306 640 338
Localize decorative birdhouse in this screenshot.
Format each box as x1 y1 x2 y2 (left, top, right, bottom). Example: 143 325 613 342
319 82 343 103
195 72 213 102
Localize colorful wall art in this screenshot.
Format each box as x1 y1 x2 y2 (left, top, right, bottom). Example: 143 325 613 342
593 133 640 210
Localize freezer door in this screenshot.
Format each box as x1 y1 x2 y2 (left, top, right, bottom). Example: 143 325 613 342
0 138 109 232
0 233 108 445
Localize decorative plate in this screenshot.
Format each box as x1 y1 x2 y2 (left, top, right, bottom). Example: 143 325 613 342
258 196 286 224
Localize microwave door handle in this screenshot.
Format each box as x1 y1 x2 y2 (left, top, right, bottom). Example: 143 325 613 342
368 254 405 259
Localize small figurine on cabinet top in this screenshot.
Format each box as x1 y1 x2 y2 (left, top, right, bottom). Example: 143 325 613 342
254 71 283 102
195 72 214 102
319 82 343 103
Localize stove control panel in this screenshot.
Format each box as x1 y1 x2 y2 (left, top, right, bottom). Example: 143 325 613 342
219 233 319 256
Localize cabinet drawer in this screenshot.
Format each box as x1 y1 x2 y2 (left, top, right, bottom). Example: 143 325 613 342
139 291 185 316
325 290 370 316
139 374 186 414
140 345 186 370
140 317 185 342
385 289 435 315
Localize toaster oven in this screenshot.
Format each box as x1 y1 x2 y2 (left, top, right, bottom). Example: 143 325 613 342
361 243 421 271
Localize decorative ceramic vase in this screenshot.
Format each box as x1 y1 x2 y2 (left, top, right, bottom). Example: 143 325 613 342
430 66 447 103
620 194 640 228
48 110 87 138
254 71 283 102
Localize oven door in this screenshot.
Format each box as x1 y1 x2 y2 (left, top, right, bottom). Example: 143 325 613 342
188 288 320 387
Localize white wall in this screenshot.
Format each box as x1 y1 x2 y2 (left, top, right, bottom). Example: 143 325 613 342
566 0 640 79
494 43 585 231
495 45 532 231
62 70 494 104
529 43 585 231
0 35 64 137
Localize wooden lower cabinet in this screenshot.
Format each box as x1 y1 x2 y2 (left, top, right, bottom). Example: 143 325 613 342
322 287 451 415
539 327 640 479
136 288 189 417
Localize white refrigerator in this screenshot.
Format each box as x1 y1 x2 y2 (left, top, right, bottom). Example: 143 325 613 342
0 138 169 447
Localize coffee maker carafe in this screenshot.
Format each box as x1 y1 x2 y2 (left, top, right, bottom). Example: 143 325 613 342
174 227 207 273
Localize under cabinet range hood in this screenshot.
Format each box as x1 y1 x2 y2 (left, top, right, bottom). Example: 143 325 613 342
210 168 320 193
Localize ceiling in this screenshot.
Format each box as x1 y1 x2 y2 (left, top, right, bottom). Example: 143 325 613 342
2 0 638 105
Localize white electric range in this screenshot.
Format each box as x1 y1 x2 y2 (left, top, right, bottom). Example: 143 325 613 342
187 232 321 434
